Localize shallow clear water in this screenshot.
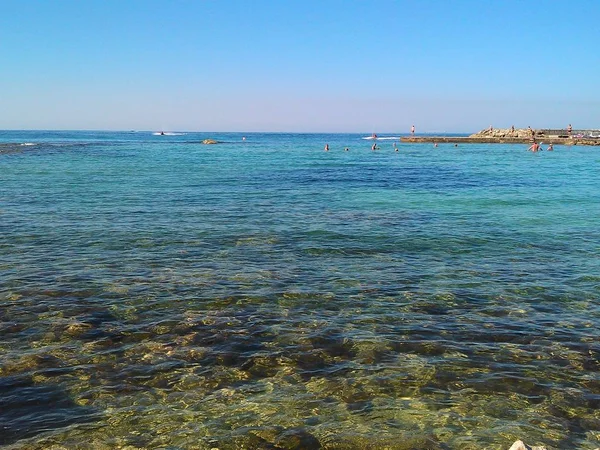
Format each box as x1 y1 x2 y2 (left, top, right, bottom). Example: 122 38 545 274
1 131 599 449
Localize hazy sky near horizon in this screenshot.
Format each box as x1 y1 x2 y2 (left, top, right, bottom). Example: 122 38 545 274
2 0 599 132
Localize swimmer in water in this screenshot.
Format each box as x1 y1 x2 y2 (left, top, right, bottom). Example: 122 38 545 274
547 143 554 151
324 144 329 152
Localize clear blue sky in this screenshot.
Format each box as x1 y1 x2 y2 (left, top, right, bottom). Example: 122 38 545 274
1 0 598 132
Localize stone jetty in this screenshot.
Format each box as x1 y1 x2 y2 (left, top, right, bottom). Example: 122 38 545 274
400 127 600 146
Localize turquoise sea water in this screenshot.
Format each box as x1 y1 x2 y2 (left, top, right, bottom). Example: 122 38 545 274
1 131 599 449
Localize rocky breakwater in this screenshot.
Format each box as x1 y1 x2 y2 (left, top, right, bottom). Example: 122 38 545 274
470 128 536 139
470 127 600 145
401 128 600 145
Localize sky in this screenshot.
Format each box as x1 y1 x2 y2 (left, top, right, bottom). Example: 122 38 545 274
1 0 599 132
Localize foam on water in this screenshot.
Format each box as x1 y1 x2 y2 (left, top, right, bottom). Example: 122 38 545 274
361 136 401 140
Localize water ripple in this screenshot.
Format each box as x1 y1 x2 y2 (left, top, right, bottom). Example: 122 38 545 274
1 133 600 448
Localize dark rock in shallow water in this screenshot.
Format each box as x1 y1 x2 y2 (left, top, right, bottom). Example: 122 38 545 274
324 434 445 450
0 321 25 334
274 428 321 450
293 350 329 379
309 329 355 358
345 400 373 413
0 376 99 445
240 355 280 378
233 425 283 449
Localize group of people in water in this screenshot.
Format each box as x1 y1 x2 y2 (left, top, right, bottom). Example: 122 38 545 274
324 142 402 152
324 141 557 152
324 142 460 152
323 123 569 153
528 142 554 152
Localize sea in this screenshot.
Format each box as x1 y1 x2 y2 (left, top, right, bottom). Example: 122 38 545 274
1 130 599 449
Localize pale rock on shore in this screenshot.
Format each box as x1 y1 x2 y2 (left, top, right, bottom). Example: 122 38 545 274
508 439 600 450
508 440 547 450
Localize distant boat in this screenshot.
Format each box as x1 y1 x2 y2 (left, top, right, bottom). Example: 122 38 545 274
361 134 400 141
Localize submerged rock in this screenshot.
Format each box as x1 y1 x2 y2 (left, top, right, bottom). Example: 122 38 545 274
63 321 93 337
0 375 99 445
202 139 218 144
274 428 321 450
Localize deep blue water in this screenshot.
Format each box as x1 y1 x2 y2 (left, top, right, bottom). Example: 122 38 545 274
1 131 599 449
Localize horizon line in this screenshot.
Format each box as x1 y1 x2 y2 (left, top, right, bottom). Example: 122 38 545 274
0 128 474 134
